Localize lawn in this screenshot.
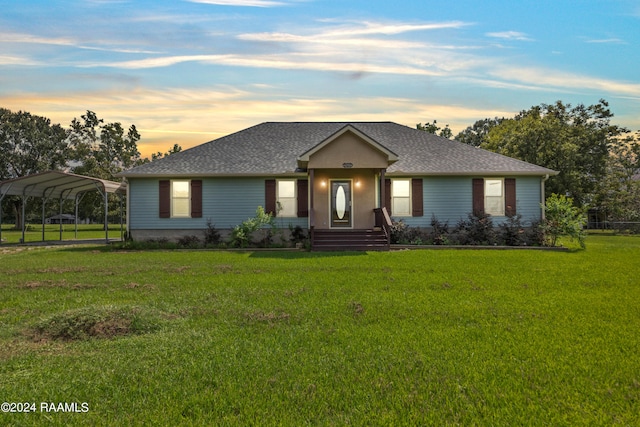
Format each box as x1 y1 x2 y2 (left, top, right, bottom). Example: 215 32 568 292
0 235 638 426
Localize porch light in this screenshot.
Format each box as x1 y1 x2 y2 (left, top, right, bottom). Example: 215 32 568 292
355 180 361 188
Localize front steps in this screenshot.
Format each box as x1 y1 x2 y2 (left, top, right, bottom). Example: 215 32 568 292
312 229 389 251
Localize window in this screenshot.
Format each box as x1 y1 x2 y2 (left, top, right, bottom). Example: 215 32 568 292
159 180 202 219
391 179 411 216
484 179 504 216
171 180 190 217
277 180 297 217
265 179 308 218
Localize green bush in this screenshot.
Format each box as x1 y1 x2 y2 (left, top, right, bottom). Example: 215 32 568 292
230 206 275 248
542 194 587 248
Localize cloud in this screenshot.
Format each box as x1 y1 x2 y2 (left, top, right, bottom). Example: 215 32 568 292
0 55 42 66
485 31 533 41
186 0 287 7
585 38 626 44
488 66 640 98
0 31 159 54
317 20 470 37
0 32 77 47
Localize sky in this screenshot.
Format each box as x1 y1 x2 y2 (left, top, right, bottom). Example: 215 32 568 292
1 0 639 157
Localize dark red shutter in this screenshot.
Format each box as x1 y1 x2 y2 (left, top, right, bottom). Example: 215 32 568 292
384 179 392 215
472 178 484 216
505 178 516 217
411 178 423 217
191 180 202 218
297 179 308 217
159 180 170 218
265 179 276 216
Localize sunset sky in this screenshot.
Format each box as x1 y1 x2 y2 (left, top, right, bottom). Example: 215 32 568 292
1 0 639 157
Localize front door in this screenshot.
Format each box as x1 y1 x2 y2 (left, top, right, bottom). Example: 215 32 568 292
330 180 352 228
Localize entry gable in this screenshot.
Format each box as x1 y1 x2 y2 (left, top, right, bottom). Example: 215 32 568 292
298 125 398 169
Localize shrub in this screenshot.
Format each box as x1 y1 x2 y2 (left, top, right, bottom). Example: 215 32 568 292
389 220 429 244
499 214 526 246
389 219 408 244
522 220 545 246
230 206 275 248
203 219 221 246
177 235 201 248
541 194 587 248
452 212 497 245
428 214 449 245
289 225 308 247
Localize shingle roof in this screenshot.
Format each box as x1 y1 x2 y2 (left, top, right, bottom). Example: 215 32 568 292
120 122 557 177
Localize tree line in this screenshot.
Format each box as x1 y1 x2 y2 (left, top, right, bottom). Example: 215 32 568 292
2 100 639 229
0 108 180 229
419 99 640 226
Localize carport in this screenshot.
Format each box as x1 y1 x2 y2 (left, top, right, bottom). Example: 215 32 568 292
0 171 127 244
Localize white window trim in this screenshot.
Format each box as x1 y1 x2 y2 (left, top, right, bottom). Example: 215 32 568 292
277 179 297 217
171 180 191 218
391 178 412 217
484 178 504 216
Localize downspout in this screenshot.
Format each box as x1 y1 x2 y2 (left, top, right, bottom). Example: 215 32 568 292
541 174 549 220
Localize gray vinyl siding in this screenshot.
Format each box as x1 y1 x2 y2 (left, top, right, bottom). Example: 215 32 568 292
392 176 542 228
128 177 308 230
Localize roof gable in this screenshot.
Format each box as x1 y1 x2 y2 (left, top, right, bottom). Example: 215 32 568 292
298 125 398 168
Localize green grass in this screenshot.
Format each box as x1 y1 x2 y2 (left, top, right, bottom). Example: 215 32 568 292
1 235 639 426
0 223 124 244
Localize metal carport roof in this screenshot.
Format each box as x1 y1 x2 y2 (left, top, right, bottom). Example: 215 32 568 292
0 171 127 244
0 170 126 200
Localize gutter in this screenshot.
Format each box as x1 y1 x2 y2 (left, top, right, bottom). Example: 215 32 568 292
541 174 549 220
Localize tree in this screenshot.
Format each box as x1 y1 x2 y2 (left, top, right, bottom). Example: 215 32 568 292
417 120 453 139
67 111 142 222
68 111 142 180
481 100 629 206
150 143 182 161
0 108 69 229
594 131 640 227
455 117 505 147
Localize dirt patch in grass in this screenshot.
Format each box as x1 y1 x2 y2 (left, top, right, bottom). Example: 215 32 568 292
349 301 365 317
19 280 94 289
27 305 162 342
212 264 237 274
35 266 90 274
243 309 291 325
124 282 157 290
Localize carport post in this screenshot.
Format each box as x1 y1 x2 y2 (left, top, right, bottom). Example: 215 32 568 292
42 198 46 242
59 197 63 241
21 195 26 244
104 190 109 243
75 194 80 239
